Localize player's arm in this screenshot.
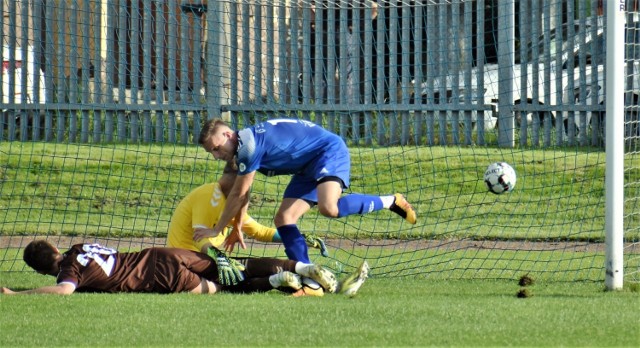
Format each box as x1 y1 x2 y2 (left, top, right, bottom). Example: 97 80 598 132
239 215 277 243
235 198 249 233
1 282 76 295
224 225 246 253
211 171 255 237
193 227 226 254
225 213 279 252
223 196 250 253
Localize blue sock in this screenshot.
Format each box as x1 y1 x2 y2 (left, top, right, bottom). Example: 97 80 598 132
336 194 384 218
277 224 310 263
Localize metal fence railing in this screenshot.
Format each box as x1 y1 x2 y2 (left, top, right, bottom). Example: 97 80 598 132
2 1 635 147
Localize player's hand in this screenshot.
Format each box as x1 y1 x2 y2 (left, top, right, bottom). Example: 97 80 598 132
1 287 15 295
207 247 245 286
224 225 247 253
193 228 219 242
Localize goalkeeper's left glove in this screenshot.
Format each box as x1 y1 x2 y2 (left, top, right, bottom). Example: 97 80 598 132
303 233 329 257
207 247 245 286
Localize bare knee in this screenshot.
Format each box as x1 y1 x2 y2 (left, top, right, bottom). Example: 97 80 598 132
274 210 306 226
317 204 339 218
273 213 287 227
274 199 313 226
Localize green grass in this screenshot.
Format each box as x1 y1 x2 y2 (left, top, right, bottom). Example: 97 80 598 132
1 141 639 347
1 271 638 347
1 142 638 242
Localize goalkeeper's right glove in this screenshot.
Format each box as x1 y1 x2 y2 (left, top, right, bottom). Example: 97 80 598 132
207 247 245 286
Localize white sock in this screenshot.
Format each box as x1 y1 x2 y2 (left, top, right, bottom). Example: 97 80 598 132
381 195 395 209
295 262 313 277
269 273 282 288
294 263 322 289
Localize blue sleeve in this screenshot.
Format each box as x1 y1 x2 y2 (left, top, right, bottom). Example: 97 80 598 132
236 119 341 176
236 128 260 175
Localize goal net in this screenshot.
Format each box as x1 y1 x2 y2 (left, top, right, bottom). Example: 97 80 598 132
0 0 638 284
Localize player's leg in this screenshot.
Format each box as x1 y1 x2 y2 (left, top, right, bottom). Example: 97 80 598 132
318 180 416 223
190 278 221 294
222 278 287 293
187 269 295 294
317 178 386 218
217 272 302 294
262 259 337 293
294 263 338 293
218 258 301 293
310 147 382 218
236 209 328 256
241 257 337 293
154 248 225 293
276 178 334 296
224 257 339 293
273 197 312 263
238 257 295 277
238 256 338 296
268 271 303 291
313 153 416 223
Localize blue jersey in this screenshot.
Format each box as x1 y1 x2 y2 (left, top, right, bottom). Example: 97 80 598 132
236 118 352 192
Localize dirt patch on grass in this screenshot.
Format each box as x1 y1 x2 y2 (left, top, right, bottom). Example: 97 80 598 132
1 235 627 254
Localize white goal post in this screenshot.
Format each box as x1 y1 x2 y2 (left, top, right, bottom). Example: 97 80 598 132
605 0 626 291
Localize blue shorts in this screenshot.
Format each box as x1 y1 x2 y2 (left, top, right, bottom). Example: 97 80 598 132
283 144 351 203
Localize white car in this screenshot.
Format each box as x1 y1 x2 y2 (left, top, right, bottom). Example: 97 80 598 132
2 45 47 138
492 20 605 129
563 22 640 139
2 45 47 105
415 75 496 131
418 19 605 133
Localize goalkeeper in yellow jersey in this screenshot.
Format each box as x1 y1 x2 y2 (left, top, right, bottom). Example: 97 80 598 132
168 165 368 296
166 163 328 257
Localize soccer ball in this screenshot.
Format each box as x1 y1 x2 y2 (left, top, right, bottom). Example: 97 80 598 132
484 162 516 194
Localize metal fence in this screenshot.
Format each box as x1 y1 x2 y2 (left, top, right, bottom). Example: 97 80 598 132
2 0 635 147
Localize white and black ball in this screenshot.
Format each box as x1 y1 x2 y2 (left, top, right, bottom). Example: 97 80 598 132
484 162 517 194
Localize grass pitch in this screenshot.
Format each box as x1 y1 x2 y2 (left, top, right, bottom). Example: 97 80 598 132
1 141 639 347
1 271 638 347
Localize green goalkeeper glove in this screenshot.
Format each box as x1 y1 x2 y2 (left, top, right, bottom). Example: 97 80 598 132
207 247 245 286
303 233 329 257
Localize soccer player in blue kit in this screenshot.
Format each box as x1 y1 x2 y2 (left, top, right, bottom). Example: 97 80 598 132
197 118 416 296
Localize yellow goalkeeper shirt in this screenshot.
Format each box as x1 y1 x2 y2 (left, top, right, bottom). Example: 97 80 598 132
167 182 276 252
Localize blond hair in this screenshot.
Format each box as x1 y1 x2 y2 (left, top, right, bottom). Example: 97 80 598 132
198 118 229 146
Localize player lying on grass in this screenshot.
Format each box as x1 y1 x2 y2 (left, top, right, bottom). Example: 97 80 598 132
0 240 337 296
167 161 328 257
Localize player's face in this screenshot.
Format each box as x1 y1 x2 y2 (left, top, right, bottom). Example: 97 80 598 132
204 131 234 162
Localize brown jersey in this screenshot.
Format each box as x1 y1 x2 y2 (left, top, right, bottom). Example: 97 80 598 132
56 244 218 293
